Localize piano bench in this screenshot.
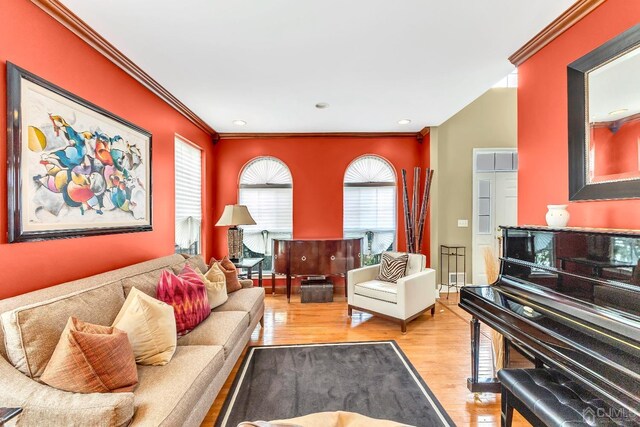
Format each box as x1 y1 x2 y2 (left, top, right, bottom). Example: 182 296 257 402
498 368 622 427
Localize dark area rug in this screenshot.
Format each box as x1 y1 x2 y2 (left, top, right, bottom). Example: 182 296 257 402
215 341 455 427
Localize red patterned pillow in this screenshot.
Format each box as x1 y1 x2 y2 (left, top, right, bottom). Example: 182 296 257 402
156 265 210 336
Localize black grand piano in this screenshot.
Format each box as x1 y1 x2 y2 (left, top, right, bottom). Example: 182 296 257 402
460 226 640 419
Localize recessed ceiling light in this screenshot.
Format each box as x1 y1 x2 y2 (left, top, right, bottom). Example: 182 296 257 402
315 102 330 109
398 119 412 125
608 108 628 116
232 120 247 126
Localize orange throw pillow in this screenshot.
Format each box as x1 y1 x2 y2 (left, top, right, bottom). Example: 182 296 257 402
41 317 138 393
219 256 242 293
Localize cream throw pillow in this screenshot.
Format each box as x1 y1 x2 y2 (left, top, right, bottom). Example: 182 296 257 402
112 287 177 366
203 263 229 309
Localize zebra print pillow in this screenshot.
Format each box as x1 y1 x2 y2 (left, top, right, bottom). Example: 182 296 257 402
376 253 409 283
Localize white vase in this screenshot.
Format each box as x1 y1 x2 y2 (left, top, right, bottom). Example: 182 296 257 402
545 205 570 227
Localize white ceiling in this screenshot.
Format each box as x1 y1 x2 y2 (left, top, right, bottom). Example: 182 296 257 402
589 47 640 123
60 0 574 133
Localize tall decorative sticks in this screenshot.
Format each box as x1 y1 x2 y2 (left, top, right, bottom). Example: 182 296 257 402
417 168 434 253
401 167 434 254
401 170 414 253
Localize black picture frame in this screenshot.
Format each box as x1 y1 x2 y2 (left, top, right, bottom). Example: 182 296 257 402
567 23 640 201
7 62 153 242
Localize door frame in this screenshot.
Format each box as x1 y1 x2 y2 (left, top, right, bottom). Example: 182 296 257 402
471 148 518 285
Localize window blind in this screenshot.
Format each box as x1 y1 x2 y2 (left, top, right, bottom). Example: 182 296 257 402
238 157 293 268
175 139 202 254
343 186 395 233
239 187 293 234
343 156 397 258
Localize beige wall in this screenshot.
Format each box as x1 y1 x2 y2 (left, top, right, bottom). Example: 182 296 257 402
430 88 517 283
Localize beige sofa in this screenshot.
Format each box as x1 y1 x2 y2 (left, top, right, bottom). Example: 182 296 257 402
0 254 265 427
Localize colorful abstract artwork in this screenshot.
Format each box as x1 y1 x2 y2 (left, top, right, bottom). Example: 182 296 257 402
7 63 152 242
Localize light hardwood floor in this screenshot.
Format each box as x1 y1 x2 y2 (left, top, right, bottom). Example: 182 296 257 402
202 293 530 426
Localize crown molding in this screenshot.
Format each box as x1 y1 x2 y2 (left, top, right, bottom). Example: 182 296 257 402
509 0 606 66
218 132 425 140
417 127 430 142
29 0 217 137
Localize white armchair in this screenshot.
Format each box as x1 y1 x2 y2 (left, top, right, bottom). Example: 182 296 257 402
347 251 437 332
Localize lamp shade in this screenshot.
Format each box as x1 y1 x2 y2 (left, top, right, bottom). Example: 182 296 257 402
215 205 256 227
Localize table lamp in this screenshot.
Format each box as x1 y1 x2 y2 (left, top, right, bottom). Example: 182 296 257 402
215 205 256 262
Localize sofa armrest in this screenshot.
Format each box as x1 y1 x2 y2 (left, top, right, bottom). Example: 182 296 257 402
347 265 379 303
0 357 134 427
396 268 436 318
239 279 254 289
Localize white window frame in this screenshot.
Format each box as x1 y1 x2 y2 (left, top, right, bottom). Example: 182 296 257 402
343 155 397 264
238 156 293 272
174 135 203 256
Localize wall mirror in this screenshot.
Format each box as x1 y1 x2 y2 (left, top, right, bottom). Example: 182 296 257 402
568 24 640 201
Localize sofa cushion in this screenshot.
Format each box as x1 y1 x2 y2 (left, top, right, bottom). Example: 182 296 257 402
186 255 208 274
112 288 177 366
1 281 125 379
177 311 249 358
219 256 242 293
132 345 224 426
122 269 164 298
213 287 265 323
385 251 425 276
354 280 398 304
122 260 192 299
376 253 409 283
157 266 210 336
0 354 135 427
41 317 138 394
202 263 229 309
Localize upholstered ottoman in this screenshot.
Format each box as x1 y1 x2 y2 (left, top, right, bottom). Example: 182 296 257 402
498 368 626 427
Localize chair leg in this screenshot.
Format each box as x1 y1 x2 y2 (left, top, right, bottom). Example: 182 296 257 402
401 320 407 333
501 388 514 427
347 306 353 317
431 305 436 316
259 315 264 328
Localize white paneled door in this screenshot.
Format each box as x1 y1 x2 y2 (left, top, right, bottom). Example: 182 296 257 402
472 149 518 285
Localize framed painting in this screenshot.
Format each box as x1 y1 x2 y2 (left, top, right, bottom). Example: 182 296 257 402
6 62 152 242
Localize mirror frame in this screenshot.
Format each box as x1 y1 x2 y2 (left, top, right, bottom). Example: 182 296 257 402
568 23 640 201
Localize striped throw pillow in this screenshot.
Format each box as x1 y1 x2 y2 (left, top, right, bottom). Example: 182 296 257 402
376 253 409 283
157 265 210 336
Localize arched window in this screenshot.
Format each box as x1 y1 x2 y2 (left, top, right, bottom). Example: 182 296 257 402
344 155 396 265
239 157 293 271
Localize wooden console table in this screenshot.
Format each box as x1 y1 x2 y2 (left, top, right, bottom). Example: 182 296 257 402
272 238 362 302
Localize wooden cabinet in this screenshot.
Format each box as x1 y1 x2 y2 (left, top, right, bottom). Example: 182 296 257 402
272 238 362 301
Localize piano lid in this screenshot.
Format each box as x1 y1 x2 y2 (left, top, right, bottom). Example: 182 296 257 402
499 226 640 319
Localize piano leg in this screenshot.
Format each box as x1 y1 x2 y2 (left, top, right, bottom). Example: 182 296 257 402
504 336 511 366
471 317 481 383
467 316 502 393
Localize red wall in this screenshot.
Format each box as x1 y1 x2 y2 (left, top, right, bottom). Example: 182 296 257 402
212 135 430 263
592 121 640 178
518 0 640 228
0 0 214 299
